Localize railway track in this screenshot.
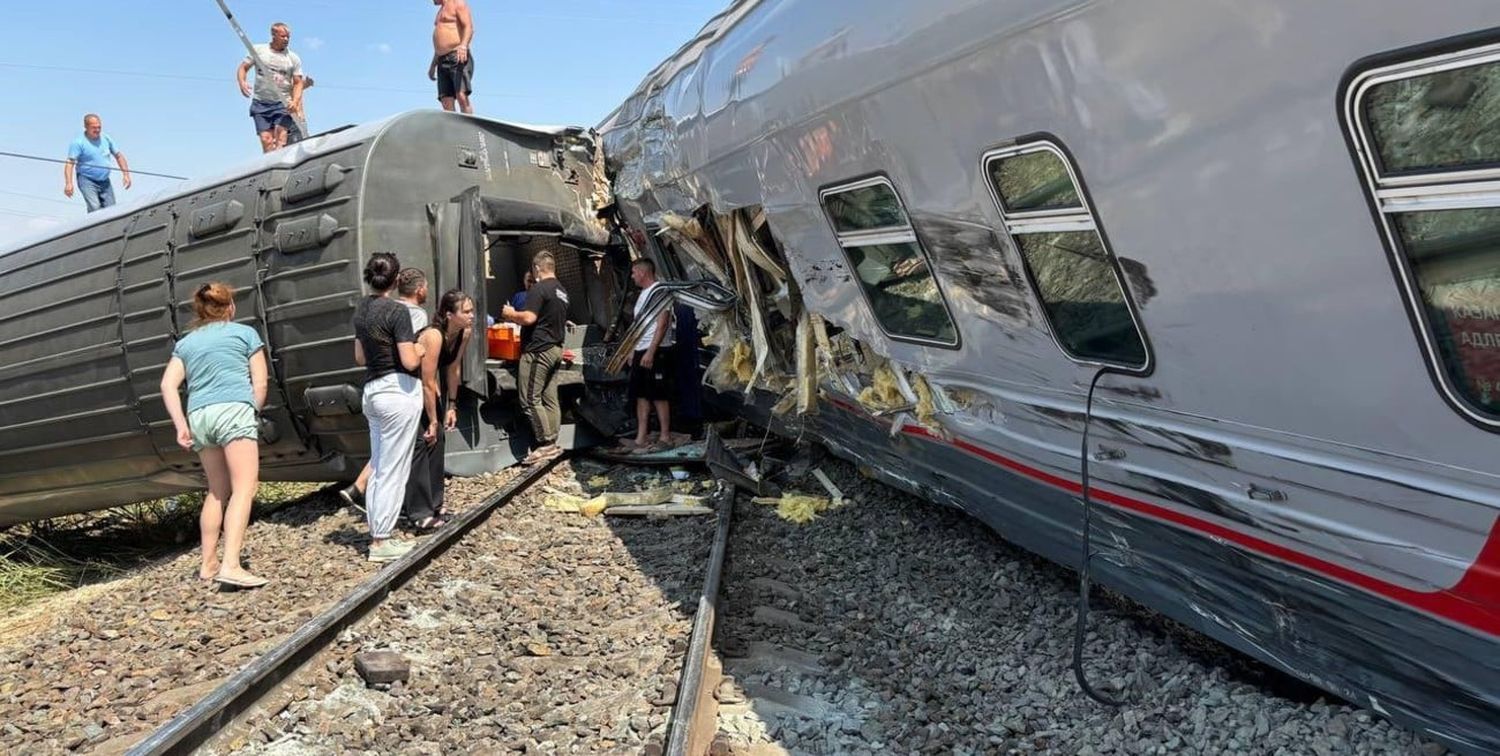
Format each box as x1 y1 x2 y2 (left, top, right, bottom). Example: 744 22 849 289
113 456 735 755
0 444 1452 754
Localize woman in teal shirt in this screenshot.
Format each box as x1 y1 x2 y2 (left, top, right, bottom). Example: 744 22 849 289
160 282 269 589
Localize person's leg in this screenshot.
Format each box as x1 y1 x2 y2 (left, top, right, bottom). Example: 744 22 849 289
197 446 230 579
518 351 546 446
272 124 289 150
402 414 438 525
635 398 652 446
455 92 472 115
366 386 423 548
654 400 672 444
97 180 115 210
257 129 277 153
219 437 262 581
430 425 447 517
439 96 456 112
539 347 562 446
78 177 103 212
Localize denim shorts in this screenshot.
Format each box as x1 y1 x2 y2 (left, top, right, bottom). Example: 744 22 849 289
188 402 260 451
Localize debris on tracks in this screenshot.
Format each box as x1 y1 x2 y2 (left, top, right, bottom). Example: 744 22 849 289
353 650 410 686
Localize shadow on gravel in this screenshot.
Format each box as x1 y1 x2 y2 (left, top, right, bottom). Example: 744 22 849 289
0 482 335 615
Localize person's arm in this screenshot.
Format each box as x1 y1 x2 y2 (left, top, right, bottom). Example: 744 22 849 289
641 308 671 369
290 76 305 115
249 349 269 410
62 159 75 198
455 2 474 62
160 357 193 451
113 151 131 190
418 330 441 443
353 338 366 366
428 53 439 81
237 59 254 97
443 330 470 430
397 341 422 372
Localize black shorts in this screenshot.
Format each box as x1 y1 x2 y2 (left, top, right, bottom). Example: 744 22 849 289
628 347 675 402
436 51 474 99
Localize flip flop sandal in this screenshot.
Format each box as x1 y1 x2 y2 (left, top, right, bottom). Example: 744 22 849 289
632 441 669 455
215 573 269 589
415 516 448 531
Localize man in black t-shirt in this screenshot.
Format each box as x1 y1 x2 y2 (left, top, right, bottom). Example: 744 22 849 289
501 251 570 463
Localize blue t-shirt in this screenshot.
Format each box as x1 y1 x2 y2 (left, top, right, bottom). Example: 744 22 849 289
171 322 265 413
67 134 118 183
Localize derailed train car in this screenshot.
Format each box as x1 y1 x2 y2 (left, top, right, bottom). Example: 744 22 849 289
0 112 624 525
599 1 1500 752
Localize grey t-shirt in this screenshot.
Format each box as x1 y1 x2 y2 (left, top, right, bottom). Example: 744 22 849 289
245 44 302 103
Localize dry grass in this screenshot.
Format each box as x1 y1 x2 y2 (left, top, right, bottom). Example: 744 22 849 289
0 482 323 613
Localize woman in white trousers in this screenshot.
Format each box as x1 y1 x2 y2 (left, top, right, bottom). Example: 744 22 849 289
351 252 426 562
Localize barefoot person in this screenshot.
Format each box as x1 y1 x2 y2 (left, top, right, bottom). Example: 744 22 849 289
160 283 269 589
404 289 474 528
627 259 675 452
428 0 475 113
352 253 426 562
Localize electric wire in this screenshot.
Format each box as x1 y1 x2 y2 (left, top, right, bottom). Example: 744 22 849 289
1071 366 1132 707
0 152 187 180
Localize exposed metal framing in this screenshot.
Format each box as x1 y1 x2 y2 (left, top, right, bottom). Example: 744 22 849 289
817 175 961 349
981 140 1151 372
1345 41 1500 430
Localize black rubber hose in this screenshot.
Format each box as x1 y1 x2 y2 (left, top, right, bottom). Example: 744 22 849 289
1072 366 1130 707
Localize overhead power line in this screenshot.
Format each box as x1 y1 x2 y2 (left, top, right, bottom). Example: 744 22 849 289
0 61 526 98
0 151 188 180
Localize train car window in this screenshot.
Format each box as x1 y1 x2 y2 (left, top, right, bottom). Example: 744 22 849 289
823 182 910 233
983 142 1148 369
1363 59 1500 174
1348 46 1500 426
989 149 1082 213
819 178 959 346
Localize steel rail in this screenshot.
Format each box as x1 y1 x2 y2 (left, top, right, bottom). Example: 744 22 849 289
664 488 735 756
126 456 565 756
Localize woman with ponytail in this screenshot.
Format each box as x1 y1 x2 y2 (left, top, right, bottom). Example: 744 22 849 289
351 252 425 562
160 282 269 588
403 288 474 529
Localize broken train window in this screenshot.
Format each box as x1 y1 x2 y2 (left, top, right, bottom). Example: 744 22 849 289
1347 44 1500 426
983 141 1148 369
817 177 959 346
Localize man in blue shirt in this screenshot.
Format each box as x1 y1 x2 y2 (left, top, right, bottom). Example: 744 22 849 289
63 114 131 213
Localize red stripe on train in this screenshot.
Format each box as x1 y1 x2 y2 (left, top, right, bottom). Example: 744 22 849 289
826 398 1500 636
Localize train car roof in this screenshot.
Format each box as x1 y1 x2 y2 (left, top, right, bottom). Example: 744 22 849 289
1 110 585 257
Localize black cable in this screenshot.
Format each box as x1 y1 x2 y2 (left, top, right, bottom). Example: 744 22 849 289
0 151 187 180
1071 366 1131 707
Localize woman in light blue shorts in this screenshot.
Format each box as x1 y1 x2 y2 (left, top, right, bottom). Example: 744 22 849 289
160 282 270 589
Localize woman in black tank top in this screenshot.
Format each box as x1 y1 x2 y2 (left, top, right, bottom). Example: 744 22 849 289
404 289 476 528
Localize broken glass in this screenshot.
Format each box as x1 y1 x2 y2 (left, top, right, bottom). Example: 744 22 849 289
1364 60 1500 174
824 183 909 233
989 149 1082 213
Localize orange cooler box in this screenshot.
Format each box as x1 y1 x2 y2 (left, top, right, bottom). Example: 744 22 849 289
487 324 521 361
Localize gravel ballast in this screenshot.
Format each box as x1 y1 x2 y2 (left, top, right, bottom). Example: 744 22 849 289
711 456 1447 755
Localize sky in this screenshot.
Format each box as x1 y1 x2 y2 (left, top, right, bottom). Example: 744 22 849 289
0 0 726 247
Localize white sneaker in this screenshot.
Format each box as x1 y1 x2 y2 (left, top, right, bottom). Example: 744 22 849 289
368 540 416 563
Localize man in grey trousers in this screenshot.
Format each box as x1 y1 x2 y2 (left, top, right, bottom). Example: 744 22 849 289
500 252 568 464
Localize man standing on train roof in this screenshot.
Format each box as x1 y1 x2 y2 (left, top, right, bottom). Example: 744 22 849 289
429 0 475 114
63 114 130 213
236 22 304 153
500 252 568 464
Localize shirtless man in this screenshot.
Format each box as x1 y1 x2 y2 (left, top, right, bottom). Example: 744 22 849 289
428 0 475 114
